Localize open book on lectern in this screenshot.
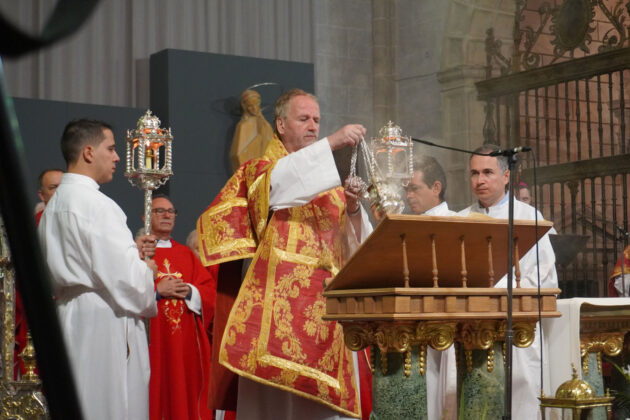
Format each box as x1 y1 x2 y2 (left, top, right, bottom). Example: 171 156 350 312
327 214 553 291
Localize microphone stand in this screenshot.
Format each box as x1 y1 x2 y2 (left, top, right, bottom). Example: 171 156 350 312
411 137 528 419
501 149 519 420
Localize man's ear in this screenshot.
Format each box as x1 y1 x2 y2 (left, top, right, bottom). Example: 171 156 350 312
82 145 94 163
37 190 45 202
276 118 285 135
432 181 442 196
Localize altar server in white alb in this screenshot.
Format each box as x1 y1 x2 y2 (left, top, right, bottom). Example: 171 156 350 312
456 143 558 419
38 119 158 420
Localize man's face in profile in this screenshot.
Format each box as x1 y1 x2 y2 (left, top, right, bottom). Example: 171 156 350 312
276 95 320 153
38 170 63 204
406 170 440 214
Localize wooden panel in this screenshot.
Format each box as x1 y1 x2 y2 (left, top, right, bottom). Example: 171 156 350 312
423 296 435 313
468 296 490 312
346 297 358 314
363 296 375 313
501 296 508 312
410 296 422 313
375 297 383 314
382 296 396 313
446 296 458 313
395 296 411 313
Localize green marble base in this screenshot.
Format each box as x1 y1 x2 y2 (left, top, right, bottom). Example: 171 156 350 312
457 343 505 420
371 345 427 420
583 352 606 420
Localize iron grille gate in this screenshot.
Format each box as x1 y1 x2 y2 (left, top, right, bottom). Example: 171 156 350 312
477 47 630 298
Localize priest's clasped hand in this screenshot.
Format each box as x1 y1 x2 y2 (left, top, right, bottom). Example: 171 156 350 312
156 276 191 300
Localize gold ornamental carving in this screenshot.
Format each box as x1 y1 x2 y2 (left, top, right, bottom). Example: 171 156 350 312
513 322 536 348
417 322 456 351
0 217 48 419
580 333 623 375
459 320 501 351
339 319 537 375
457 320 536 373
342 323 373 351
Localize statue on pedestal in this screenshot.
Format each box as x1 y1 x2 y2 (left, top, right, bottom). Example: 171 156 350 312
230 89 274 172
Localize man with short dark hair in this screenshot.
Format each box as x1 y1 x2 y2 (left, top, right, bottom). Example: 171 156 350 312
147 195 216 420
198 88 370 419
406 155 455 216
35 168 63 223
38 118 158 420
456 143 557 419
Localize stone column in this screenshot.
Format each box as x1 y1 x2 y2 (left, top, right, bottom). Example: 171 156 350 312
372 345 428 420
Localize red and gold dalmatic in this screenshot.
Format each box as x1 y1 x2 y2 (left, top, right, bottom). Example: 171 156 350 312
198 136 360 418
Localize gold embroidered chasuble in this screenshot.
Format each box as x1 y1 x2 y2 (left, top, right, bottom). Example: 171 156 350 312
198 136 360 418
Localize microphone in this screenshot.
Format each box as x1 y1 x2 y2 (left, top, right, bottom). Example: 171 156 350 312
488 146 532 157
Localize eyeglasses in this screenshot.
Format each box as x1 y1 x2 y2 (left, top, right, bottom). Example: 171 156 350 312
152 208 177 215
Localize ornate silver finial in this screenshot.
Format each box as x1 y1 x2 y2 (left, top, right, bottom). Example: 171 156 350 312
125 110 174 238
136 109 161 130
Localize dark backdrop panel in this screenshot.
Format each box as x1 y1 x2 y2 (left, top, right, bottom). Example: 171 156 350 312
150 49 314 241
12 97 147 235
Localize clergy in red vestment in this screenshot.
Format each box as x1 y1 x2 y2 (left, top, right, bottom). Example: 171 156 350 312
198 89 372 419
15 168 63 378
609 244 630 297
147 195 217 420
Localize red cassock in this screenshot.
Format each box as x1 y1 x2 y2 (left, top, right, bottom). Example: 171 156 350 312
149 240 217 420
13 211 45 378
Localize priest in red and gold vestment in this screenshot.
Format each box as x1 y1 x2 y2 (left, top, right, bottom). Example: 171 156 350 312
198 89 372 419
148 195 217 420
609 244 630 296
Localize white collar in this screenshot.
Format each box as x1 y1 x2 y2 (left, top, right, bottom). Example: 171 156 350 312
424 201 448 216
156 239 172 248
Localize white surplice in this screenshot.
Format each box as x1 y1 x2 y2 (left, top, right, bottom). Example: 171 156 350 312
236 139 372 420
452 195 558 420
38 173 157 420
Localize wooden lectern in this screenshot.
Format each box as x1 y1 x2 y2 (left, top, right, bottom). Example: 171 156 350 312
324 214 562 419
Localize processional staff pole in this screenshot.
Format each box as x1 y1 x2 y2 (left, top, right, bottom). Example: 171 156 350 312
124 110 174 251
